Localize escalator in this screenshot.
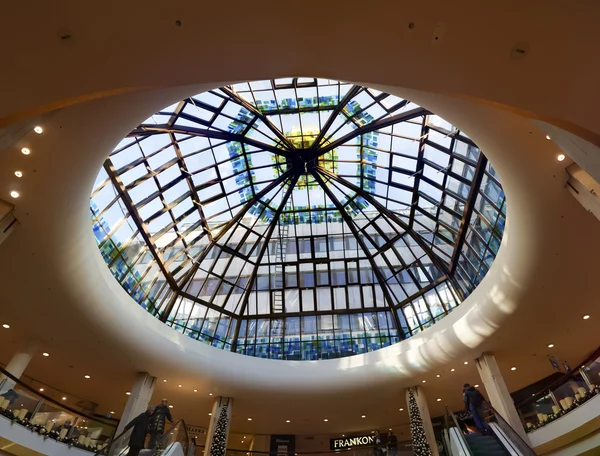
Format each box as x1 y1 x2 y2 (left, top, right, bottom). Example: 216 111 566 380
95 418 194 456
443 406 537 456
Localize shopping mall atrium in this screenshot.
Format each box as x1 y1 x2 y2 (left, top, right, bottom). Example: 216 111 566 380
0 2 599 456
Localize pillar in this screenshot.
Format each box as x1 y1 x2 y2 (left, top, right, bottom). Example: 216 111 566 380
205 396 233 456
115 372 156 436
405 386 438 456
475 353 527 440
0 340 39 393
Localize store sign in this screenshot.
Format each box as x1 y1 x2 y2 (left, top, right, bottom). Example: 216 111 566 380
270 434 296 456
330 435 376 450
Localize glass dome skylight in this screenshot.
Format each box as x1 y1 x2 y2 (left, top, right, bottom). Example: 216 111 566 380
90 78 506 360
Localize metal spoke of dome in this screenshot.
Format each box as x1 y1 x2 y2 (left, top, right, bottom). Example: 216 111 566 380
310 170 404 335
315 166 453 278
158 169 295 322
220 86 296 151
129 125 292 158
305 106 431 162
310 84 363 150
449 153 488 274
230 174 300 348
103 161 179 290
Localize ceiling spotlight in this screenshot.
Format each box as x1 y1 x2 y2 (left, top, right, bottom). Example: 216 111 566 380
511 367 517 371
583 315 590 320
436 374 440 378
21 147 31 155
169 405 173 408
10 191 19 199
84 375 90 379
34 126 43 134
194 389 198 393
464 361 469 365
209 392 213 396
422 380 426 383
39 388 44 392
208 413 212 416
110 411 115 414
247 418 252 421
546 135 551 140
163 379 167 383
62 397 67 401
126 392 131 395
361 415 366 418
14 171 23 178
399 408 404 411
557 154 566 162
324 419 328 422
450 368 455 372
474 384 480 388
548 344 554 348
42 352 49 357
2 324 9 329
286 420 290 423
178 384 182 388
436 398 442 402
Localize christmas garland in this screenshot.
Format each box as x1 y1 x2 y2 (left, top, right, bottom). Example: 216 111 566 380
0 408 102 452
407 389 433 456
209 403 229 456
525 385 600 433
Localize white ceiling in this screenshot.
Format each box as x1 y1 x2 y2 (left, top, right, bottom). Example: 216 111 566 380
0 0 599 437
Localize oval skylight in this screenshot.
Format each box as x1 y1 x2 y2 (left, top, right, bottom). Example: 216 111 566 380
90 78 506 360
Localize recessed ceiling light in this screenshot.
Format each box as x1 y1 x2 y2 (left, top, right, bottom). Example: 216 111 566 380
436 398 442 402
10 191 19 199
194 389 198 392
361 415 366 418
548 344 554 348
126 392 131 395
110 411 115 414
14 171 22 178
583 315 590 320
33 126 43 134
39 388 44 392
178 384 182 388
208 413 212 416
324 419 328 422
464 361 469 365
247 418 252 421
450 368 455 372
474 384 480 388
286 420 290 423
163 379 167 383
546 135 551 140
511 367 517 371
62 397 67 401
399 408 404 411
42 352 49 357
84 375 90 379
209 392 213 396
169 405 173 408
21 147 30 155
436 374 440 378
422 380 426 383
557 154 566 162
2 324 9 329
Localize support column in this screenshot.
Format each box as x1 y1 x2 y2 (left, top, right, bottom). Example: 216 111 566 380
205 396 233 456
405 386 438 456
0 340 39 393
475 353 527 440
115 372 156 436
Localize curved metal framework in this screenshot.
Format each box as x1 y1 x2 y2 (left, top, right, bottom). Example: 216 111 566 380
90 78 506 360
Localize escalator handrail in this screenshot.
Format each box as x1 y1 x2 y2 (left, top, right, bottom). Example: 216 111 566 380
486 404 536 456
157 418 191 453
94 418 191 455
445 406 474 456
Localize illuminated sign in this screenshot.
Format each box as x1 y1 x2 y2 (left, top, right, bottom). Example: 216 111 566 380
330 435 376 450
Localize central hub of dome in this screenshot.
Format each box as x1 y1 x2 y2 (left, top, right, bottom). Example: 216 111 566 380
90 77 506 361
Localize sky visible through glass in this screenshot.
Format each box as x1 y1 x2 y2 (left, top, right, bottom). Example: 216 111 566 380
90 78 506 360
